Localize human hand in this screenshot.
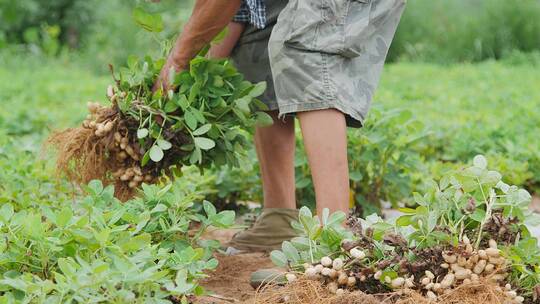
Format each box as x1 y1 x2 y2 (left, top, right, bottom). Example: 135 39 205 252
152 55 185 93
151 0 243 92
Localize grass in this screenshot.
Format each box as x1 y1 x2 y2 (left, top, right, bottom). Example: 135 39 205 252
0 53 109 206
379 61 539 135
377 61 540 189
388 0 540 63
1 53 539 207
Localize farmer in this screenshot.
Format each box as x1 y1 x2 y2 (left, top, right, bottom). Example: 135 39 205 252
155 0 406 252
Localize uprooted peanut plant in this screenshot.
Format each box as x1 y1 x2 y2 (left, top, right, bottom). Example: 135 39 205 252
269 155 540 303
48 53 272 199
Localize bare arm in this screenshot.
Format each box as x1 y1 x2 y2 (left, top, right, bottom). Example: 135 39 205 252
207 22 245 59
154 0 242 91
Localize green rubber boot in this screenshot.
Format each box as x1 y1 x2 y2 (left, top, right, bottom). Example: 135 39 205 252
227 208 299 252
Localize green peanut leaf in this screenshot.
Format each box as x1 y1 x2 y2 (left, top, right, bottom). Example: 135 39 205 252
149 145 164 162
137 128 149 139
141 150 150 166
151 204 168 213
56 207 73 228
176 94 189 110
211 211 235 228
203 201 217 217
270 250 288 267
235 97 251 114
189 147 202 164
469 208 486 222
206 258 219 270
0 203 14 222
327 211 346 227
473 154 487 169
396 215 413 227
249 82 267 98
194 137 215 150
157 139 172 150
132 7 164 33
184 110 198 130
192 124 212 136
255 112 274 127
282 241 300 263
164 100 179 113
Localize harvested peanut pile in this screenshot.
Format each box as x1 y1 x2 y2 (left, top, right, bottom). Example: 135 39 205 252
266 156 540 303
285 238 522 303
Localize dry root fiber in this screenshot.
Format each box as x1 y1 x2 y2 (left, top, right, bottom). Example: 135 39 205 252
253 279 380 304
254 278 512 304
396 279 512 304
47 101 157 200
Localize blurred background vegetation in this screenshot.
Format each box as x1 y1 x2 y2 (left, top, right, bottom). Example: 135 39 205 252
1 0 539 215
0 0 193 69
2 0 540 68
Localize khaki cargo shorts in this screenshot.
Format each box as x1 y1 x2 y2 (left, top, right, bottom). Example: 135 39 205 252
232 0 406 127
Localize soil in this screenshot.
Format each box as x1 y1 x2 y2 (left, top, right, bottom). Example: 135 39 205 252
196 253 274 304
196 227 274 304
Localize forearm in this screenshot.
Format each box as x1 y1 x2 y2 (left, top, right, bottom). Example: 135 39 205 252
208 22 245 58
171 0 242 69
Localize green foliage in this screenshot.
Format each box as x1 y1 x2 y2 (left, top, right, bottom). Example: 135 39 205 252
0 0 95 53
78 0 195 70
0 131 72 208
501 50 540 66
299 107 428 214
506 238 540 296
396 155 538 248
273 156 540 297
99 5 271 175
0 0 195 70
0 53 109 207
0 54 237 301
379 62 540 194
4 0 540 66
205 149 263 211
394 155 540 294
0 179 234 303
210 63 540 212
113 52 271 169
389 0 540 63
270 207 352 268
132 7 164 33
3 51 538 214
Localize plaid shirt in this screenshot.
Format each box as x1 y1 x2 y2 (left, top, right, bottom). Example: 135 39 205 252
233 0 267 29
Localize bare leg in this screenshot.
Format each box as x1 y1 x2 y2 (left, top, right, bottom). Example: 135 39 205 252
209 23 296 210
255 111 296 209
297 109 349 215
227 113 298 251
209 22 299 251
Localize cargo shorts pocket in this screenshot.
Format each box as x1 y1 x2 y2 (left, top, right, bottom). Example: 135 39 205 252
283 0 372 58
